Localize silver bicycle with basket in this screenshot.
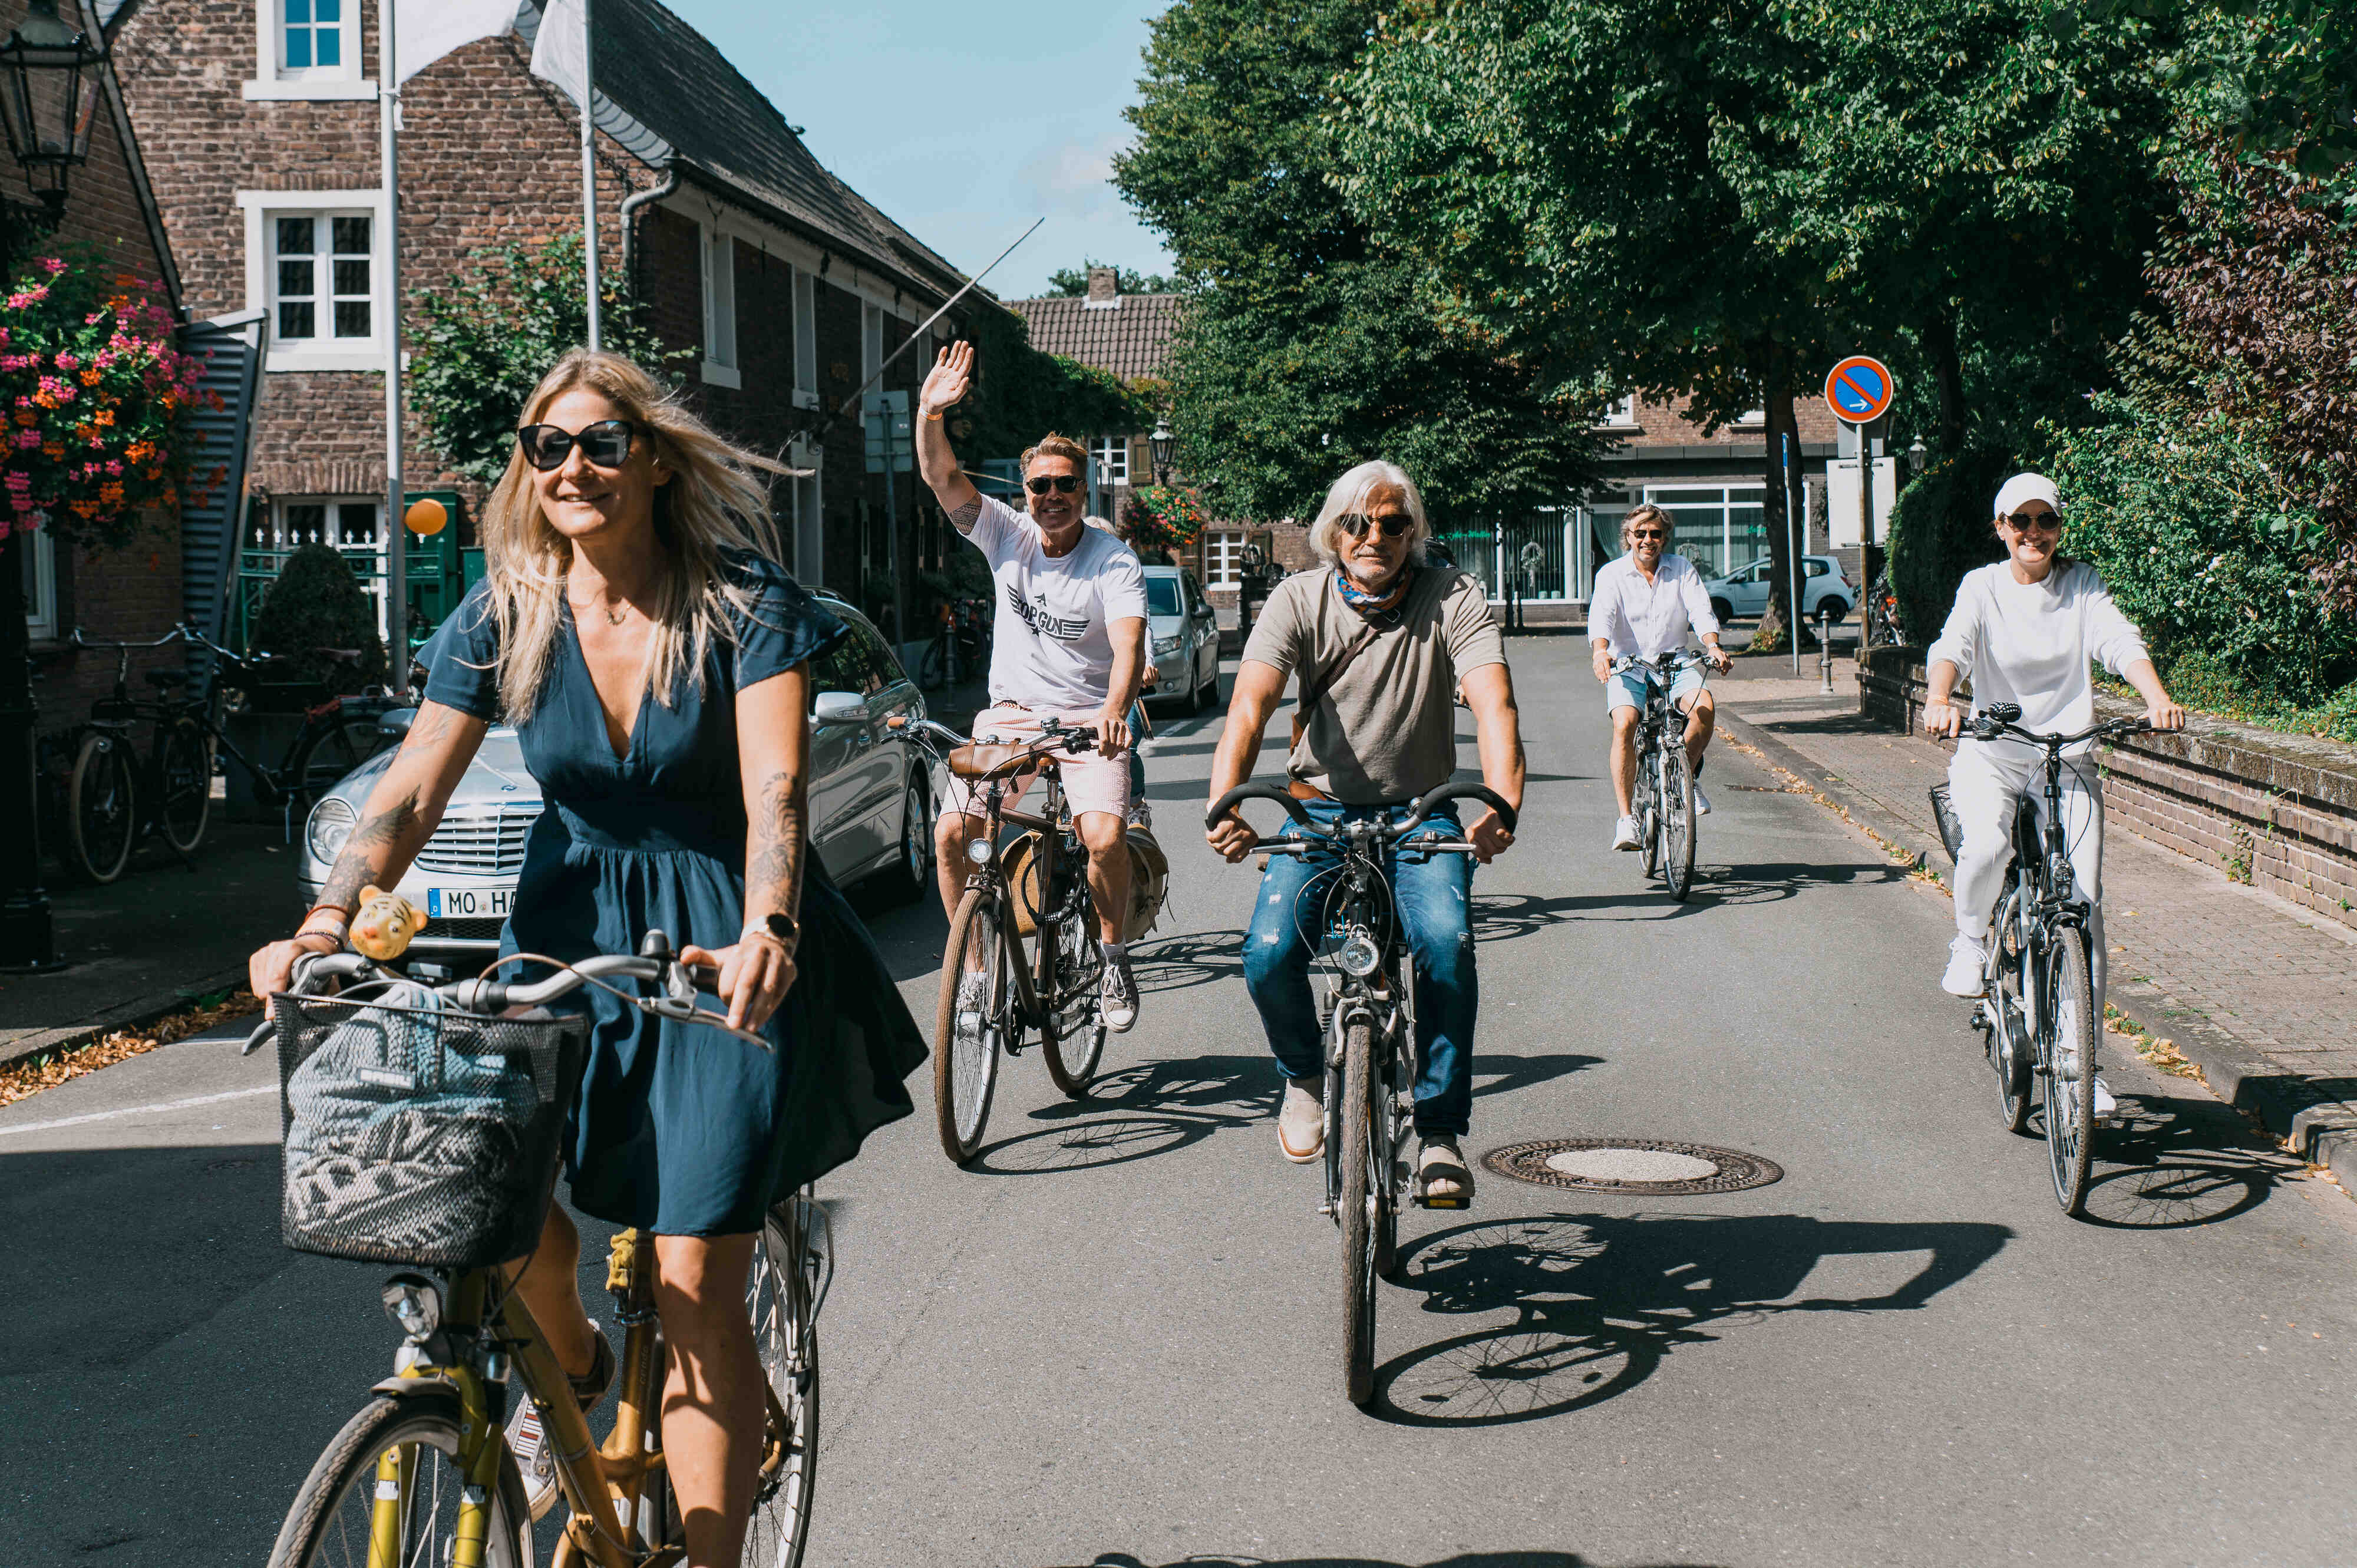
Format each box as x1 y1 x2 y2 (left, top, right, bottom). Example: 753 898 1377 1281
246 929 829 1568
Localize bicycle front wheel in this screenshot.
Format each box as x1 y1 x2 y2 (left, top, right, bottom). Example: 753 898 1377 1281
67 731 138 884
1659 742 1696 900
158 715 214 854
1338 1015 1379 1407
2042 926 2100 1215
744 1194 822 1568
265 1391 532 1568
933 889 1008 1163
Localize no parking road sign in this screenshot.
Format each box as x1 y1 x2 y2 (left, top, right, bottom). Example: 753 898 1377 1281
1824 355 1896 424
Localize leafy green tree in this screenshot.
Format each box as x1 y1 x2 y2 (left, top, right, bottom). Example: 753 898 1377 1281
1041 260 1176 296
409 234 689 482
1115 0 1607 540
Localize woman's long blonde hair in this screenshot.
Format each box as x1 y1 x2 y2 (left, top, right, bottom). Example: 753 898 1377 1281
475 349 788 723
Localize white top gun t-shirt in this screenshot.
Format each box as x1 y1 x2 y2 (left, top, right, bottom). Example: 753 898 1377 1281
967 493 1149 711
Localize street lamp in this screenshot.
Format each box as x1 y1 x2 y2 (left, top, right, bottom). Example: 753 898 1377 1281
1907 434 1927 476
0 0 105 969
1148 418 1175 486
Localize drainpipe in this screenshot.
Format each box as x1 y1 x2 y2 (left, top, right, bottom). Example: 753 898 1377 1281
618 165 681 302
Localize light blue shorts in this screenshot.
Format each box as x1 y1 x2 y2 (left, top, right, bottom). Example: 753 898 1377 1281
1607 665 1705 714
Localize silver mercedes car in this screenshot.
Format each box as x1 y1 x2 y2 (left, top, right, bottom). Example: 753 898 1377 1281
1140 563 1223 714
298 593 935 970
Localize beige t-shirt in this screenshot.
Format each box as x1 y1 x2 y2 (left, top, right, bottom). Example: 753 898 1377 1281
1242 566 1506 804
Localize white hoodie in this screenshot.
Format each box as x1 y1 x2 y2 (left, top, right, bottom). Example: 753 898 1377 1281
1927 559 2149 752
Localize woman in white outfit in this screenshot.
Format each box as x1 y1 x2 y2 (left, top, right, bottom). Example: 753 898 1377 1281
1923 473 2186 1113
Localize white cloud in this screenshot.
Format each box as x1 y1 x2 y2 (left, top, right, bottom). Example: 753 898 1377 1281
1018 133 1130 220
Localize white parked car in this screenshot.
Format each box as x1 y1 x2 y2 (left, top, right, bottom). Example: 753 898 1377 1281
298 593 934 969
1704 554 1853 625
1140 563 1223 714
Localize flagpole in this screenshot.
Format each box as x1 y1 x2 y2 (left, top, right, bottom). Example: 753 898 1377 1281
580 0 599 349
381 0 408 695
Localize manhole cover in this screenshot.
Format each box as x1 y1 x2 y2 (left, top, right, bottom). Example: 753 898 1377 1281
1483 1138 1783 1195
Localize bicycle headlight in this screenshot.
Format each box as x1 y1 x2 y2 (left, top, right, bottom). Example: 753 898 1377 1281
1337 931 1382 978
966 837 995 866
380 1273 442 1341
306 797 356 864
1152 633 1182 658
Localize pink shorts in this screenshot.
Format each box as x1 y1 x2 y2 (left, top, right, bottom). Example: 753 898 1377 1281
937 705 1133 823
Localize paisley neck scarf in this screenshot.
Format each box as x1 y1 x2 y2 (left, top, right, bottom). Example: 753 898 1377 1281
1333 566 1413 620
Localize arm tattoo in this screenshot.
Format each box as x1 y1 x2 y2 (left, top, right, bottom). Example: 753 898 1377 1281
318 797 421 910
744 766 808 941
949 499 982 534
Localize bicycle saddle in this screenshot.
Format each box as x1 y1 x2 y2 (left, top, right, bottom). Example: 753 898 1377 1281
947 742 1034 778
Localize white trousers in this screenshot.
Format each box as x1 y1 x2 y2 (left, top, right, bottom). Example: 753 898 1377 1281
1948 741 2108 1014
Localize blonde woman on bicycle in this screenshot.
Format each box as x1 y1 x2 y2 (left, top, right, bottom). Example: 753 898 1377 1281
1923 472 2184 1114
247 349 922 1566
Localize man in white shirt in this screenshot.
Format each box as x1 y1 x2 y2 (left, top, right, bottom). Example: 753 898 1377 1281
916 341 1150 1031
1589 503 1733 849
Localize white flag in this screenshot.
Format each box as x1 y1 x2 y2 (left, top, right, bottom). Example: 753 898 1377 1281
531 0 589 110
394 0 520 85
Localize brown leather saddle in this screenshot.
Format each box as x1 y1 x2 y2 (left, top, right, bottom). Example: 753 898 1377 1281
946 742 1040 780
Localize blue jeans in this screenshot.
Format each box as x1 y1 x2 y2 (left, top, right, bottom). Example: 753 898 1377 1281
1240 801 1478 1135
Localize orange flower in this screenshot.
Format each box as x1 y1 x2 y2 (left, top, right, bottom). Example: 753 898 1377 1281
78 370 98 387
93 410 113 427
12 411 32 427
41 443 61 459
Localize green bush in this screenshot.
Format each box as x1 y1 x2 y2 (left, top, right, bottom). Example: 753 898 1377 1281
2046 393 2357 708
1885 446 2014 646
252 543 387 695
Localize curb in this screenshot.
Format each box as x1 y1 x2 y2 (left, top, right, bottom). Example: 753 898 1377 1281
0 964 250 1075
1715 704 2357 1189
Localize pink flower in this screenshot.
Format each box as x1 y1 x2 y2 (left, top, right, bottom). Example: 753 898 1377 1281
39 257 65 275
13 431 35 450
54 354 75 369
105 460 121 476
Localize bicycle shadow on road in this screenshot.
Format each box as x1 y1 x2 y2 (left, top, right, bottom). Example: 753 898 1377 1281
1674 860 1909 912
2075 1086 2309 1230
1129 927 1246 995
970 1055 1272 1176
1365 1211 2011 1428
1083 1553 1714 1567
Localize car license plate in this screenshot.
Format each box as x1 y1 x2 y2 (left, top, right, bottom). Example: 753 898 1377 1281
425 888 511 920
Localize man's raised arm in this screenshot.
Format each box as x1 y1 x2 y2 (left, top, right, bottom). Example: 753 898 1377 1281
917 341 983 529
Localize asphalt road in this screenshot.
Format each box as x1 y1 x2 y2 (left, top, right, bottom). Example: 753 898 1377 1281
5 638 2353 1567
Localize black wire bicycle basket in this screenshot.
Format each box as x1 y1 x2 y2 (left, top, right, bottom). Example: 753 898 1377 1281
273 985 589 1269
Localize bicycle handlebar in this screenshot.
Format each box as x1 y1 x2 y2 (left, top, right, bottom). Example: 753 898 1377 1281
1204 779 1517 843
1609 650 1711 676
1968 709 2154 749
70 626 190 653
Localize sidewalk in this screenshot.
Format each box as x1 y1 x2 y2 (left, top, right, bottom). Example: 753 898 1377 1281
1712 656 2357 1186
0 823 293 1071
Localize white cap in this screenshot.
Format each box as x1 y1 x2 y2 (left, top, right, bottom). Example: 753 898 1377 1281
1993 472 2061 519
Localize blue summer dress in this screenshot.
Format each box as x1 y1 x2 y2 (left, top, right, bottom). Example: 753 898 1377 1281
420 559 925 1236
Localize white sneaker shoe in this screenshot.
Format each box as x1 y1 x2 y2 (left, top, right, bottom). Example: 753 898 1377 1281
1100 949 1139 1033
1611 815 1642 851
2093 1075 2120 1123
1942 934 1988 997
1692 785 1713 816
1278 1075 1323 1163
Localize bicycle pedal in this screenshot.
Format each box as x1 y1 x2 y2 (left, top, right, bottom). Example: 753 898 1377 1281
1415 1190 1469 1210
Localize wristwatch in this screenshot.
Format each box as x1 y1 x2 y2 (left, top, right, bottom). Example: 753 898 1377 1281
743 910 799 948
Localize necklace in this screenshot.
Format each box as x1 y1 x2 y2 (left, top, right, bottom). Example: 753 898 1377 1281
569 596 628 627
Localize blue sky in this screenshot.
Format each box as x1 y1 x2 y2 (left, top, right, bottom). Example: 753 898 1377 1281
658 0 1176 299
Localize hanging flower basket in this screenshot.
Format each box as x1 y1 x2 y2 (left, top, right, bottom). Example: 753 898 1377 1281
0 247 217 549
1118 484 1207 560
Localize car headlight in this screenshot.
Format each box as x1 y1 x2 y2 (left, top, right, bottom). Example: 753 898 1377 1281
1152 634 1181 658
306 797 356 865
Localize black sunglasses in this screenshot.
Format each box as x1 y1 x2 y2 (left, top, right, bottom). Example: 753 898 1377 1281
2003 510 2062 534
517 420 639 472
1025 474 1083 496
1337 511 1413 539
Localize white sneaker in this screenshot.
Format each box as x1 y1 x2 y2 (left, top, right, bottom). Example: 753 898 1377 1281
1942 934 1988 997
2092 1075 2120 1122
1611 815 1641 851
507 1399 559 1520
1100 949 1139 1033
1278 1075 1323 1163
1692 785 1713 816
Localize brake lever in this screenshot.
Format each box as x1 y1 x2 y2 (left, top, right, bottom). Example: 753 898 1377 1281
635 992 774 1050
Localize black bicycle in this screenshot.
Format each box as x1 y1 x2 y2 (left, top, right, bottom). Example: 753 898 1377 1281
916 598 991 691
58 625 395 882
1614 650 1706 901
1207 778 1516 1407
1955 702 2153 1215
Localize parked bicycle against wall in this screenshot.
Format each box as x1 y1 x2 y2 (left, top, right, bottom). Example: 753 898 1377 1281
1865 571 1908 649
247 927 827 1568
1613 650 1706 901
56 625 395 882
912 715 1113 1161
1207 778 1514 1407
1950 702 2154 1216
916 598 991 691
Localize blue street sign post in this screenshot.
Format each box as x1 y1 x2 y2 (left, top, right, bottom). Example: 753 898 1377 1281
864 389 913 641
1824 356 1898 646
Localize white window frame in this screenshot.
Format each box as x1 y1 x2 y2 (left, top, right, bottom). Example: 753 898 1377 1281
1204 531 1247 590
790 266 819 410
239 190 391 371
1091 434 1131 487
22 525 56 641
1640 483 1769 579
699 222 740 388
244 0 373 100
1597 394 1639 429
268 496 389 634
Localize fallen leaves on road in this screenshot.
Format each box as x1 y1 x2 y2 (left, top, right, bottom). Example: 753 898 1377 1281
0 991 263 1108
2103 1003 2203 1081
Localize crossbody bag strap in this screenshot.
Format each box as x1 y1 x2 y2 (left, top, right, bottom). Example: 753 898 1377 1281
1290 569 1422 747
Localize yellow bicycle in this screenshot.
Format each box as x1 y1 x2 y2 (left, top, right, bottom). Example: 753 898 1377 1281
250 936 826 1568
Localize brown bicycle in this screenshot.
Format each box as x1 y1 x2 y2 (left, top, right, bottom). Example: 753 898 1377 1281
910 717 1111 1163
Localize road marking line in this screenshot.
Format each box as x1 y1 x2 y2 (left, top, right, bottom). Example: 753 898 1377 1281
0 1082 276 1138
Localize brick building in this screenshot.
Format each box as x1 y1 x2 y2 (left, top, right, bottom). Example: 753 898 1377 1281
101 0 986 649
